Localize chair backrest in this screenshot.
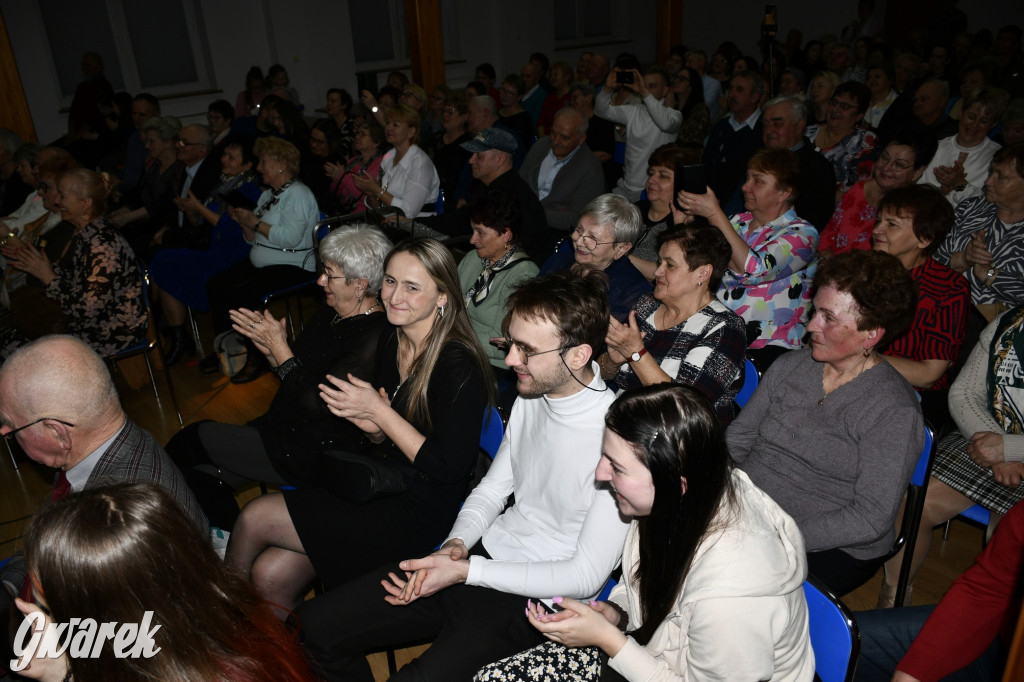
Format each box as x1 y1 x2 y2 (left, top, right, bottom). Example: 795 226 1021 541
909 424 934 488
735 357 760 408
480 406 504 460
803 576 860 682
887 422 936 605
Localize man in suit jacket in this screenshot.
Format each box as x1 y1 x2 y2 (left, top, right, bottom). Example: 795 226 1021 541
520 107 605 237
0 335 206 532
155 123 222 252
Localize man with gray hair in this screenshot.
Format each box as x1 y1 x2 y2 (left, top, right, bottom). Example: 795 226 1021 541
520 107 604 236
0 335 206 531
158 122 220 251
722 95 837 230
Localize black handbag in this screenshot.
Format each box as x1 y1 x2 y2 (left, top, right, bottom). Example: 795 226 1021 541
313 450 413 503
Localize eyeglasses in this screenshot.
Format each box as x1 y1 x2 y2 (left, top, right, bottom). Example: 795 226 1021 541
500 334 565 366
827 98 858 112
876 153 914 172
572 224 619 251
3 417 75 440
318 267 349 283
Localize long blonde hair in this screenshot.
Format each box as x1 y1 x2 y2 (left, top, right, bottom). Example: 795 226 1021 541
386 238 494 429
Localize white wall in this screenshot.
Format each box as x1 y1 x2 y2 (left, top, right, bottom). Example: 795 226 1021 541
2 0 1021 143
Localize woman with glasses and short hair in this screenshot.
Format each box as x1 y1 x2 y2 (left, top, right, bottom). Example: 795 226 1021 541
805 81 878 196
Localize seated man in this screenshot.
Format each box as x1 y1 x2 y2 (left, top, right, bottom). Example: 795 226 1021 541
520 107 604 239
294 269 629 682
540 193 652 321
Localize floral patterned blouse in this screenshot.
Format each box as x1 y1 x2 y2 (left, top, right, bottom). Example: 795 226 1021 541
806 124 879 194
717 208 819 349
819 179 877 254
44 218 146 357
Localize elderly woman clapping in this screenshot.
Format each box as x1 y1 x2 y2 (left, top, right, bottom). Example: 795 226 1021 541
604 222 747 425
166 224 393 531
539 194 652 320
678 148 818 371
728 250 923 596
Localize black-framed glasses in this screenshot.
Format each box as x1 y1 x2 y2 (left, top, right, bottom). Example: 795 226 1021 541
500 335 565 366
3 417 75 440
572 224 619 251
877 152 914 172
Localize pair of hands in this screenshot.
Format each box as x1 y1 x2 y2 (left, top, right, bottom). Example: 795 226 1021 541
606 311 645 365
932 157 968 195
229 307 289 360
526 597 626 655
963 230 996 282
324 161 345 181
381 538 471 606
171 189 203 218
352 169 382 197
228 206 260 232
10 598 69 682
966 431 1023 487
2 240 55 284
319 372 390 437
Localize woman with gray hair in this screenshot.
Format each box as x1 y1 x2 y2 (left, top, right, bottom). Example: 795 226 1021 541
165 223 393 531
539 193 652 320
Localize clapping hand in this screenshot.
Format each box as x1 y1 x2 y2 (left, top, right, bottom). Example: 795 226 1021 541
319 373 390 436
229 307 288 359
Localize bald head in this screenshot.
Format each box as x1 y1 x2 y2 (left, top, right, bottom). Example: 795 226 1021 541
0 335 119 429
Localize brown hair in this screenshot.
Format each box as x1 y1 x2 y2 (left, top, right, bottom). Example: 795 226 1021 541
507 268 610 353
647 143 701 172
385 103 422 146
657 219 732 290
24 483 315 681
813 250 917 346
748 148 801 204
876 184 954 256
253 136 301 176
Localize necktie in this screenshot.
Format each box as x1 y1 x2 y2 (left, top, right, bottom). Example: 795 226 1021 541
51 470 71 502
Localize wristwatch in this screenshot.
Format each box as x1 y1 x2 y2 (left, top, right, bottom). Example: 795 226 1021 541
628 348 648 363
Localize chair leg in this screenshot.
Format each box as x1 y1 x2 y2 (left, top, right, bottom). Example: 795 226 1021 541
187 307 205 357
943 520 952 540
149 337 184 427
387 649 398 675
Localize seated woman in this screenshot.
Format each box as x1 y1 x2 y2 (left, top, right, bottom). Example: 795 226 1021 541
665 67 710 151
807 71 840 126
540 194 652 321
353 103 440 218
604 223 747 425
432 92 472 213
872 184 970 426
225 238 492 614
679 148 818 372
934 144 1024 321
819 128 937 256
458 187 539 389
301 118 344 213
324 119 386 216
199 136 320 383
476 384 814 682
918 86 1009 206
497 74 536 151
878 306 1024 608
13 483 315 681
628 143 701 280
165 225 391 529
149 136 261 365
0 169 145 359
728 250 922 596
805 81 878 196
108 116 182 255
325 87 355 157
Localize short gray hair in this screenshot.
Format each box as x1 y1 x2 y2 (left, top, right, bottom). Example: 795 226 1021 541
553 107 588 135
582 194 642 245
470 95 497 117
318 224 393 294
140 116 182 142
0 128 24 156
181 123 212 149
763 95 807 124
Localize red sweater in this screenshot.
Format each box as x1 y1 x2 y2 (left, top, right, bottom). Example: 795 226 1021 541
898 501 1024 680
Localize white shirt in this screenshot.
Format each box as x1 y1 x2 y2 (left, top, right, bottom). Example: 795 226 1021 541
447 364 628 600
536 145 580 201
918 134 1002 206
729 106 762 132
596 90 683 201
370 144 440 218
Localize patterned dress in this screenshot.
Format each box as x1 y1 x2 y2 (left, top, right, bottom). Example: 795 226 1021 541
806 124 879 194
717 209 819 350
819 179 877 254
614 295 747 425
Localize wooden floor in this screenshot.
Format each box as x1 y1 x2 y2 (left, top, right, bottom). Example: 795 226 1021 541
0 303 993 680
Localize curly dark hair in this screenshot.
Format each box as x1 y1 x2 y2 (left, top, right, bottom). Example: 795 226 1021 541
468 187 523 240
813 250 917 346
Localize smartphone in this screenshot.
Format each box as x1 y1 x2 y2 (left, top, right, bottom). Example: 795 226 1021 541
674 163 707 210
616 71 634 84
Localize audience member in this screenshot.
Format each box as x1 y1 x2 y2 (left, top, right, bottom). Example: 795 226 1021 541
805 81 878 195
1 170 147 359
520 61 548 132
918 86 1009 205
431 92 472 212
324 119 386 215
723 95 837 232
295 268 628 681
998 98 1024 146
149 136 261 365
235 65 268 118
475 62 502 107
704 71 765 201
535 61 573 135
120 92 160 195
159 123 221 251
820 128 937 255
680 149 819 370
877 307 1024 611
911 79 960 140
605 224 747 425
597 65 682 202
934 144 1024 317
864 62 899 128
11 483 312 681
665 66 711 150
66 51 114 141
729 250 922 595
0 129 29 215
226 237 492 616
458 188 539 388
498 74 537 152
325 87 355 157
267 63 300 108
302 118 345 212
478 383 814 682
540 193 652 320
685 49 724 121
199 137 319 382
520 107 604 234
167 225 391 530
422 84 451 140
629 143 699 277
354 103 440 218
207 98 236 151
568 82 616 171
807 71 841 125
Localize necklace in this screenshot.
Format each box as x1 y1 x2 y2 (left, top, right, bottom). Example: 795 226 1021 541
818 352 881 405
330 301 379 326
